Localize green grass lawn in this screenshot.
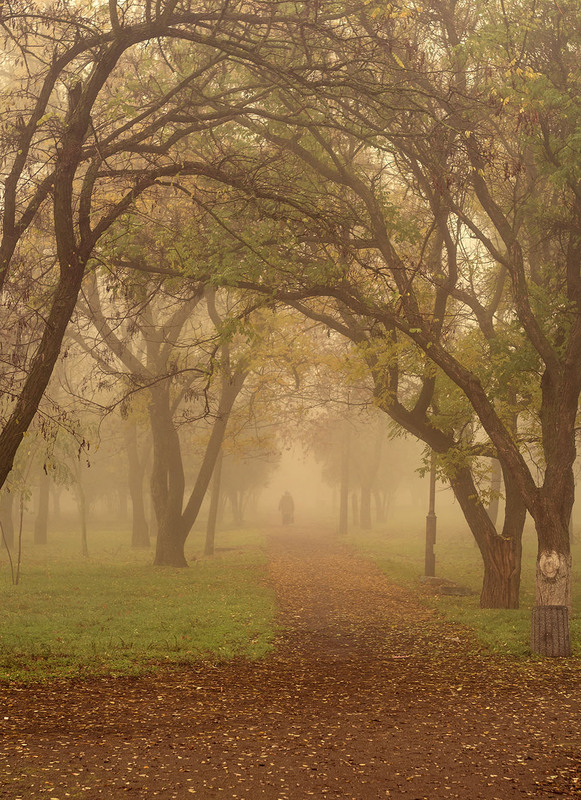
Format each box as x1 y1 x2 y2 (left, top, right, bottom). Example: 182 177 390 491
0 523 277 683
348 505 581 658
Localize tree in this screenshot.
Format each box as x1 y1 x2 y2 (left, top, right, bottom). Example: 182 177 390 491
181 1 577 632
165 152 529 605
0 0 298 496
123 418 151 549
72 270 246 566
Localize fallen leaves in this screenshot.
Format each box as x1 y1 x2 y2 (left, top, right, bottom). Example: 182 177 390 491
0 527 580 798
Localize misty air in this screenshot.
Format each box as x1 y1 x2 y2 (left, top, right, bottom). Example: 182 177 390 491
0 2 580 798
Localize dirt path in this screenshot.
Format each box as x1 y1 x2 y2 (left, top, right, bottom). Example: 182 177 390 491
1 526 580 799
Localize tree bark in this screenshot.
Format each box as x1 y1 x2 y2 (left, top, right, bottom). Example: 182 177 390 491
150 383 187 568
534 500 572 611
450 464 525 609
480 535 522 609
531 606 571 657
487 458 502 528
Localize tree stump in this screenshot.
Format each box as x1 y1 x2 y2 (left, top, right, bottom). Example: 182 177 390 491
530 606 572 657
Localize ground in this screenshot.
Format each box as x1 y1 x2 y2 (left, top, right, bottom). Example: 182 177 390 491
1 527 580 799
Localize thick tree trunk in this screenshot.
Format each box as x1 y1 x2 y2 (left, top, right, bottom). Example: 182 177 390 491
526 369 577 652
533 505 572 612
480 535 521 609
34 470 50 545
149 384 187 568
154 516 188 568
479 466 525 608
450 464 525 609
531 606 571 657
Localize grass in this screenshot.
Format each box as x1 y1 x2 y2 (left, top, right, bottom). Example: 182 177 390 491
347 505 581 658
3 505 580 682
0 521 277 683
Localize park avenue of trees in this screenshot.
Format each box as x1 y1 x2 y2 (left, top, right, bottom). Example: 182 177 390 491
1 0 581 656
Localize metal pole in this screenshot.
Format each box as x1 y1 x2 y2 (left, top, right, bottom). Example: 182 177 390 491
425 451 437 576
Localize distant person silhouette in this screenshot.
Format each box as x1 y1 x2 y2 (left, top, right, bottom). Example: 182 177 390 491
278 491 295 525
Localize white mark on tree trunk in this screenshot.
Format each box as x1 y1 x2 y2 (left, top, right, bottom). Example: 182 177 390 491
536 550 572 611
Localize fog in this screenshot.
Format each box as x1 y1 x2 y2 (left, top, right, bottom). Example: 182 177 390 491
259 440 469 532
6 422 474 560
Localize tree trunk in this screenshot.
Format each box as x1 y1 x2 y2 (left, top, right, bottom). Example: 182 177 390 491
351 492 359 528
52 485 61 520
34 470 50 545
487 458 502 528
73 466 89 559
154 515 188 568
360 483 372 529
534 522 572 612
180 371 245 535
338 426 350 536
480 535 521 609
230 490 243 527
531 606 571 657
0 264 86 493
150 369 244 567
125 422 150 549
360 425 382 530
373 490 385 524
117 486 128 521
532 481 574 613
205 449 223 557
149 383 187 568
449 464 525 609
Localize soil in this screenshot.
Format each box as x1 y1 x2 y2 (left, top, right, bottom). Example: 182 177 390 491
1 526 580 799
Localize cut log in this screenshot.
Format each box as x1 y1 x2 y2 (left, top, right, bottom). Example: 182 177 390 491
530 606 572 657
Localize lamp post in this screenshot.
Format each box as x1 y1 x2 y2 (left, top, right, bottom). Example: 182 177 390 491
425 451 437 577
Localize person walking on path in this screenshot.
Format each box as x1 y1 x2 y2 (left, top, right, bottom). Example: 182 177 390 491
278 490 294 525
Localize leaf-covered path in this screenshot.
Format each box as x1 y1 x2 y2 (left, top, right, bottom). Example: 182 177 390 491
1 526 580 799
